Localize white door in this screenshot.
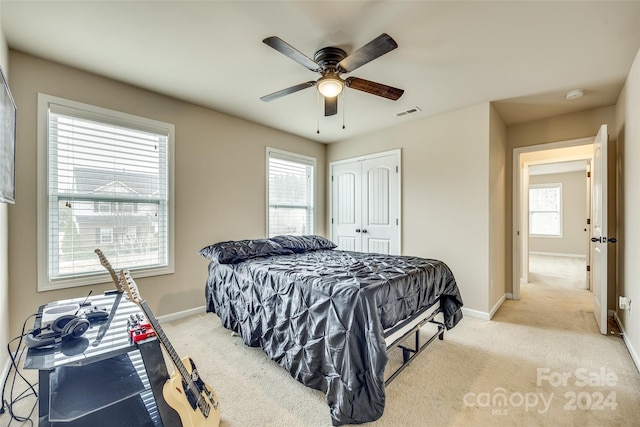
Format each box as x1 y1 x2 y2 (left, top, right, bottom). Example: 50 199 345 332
361 155 399 254
591 124 608 335
521 163 530 289
332 161 362 252
331 152 400 255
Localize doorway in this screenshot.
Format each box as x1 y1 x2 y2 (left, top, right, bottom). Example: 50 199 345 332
512 138 594 300
527 160 590 291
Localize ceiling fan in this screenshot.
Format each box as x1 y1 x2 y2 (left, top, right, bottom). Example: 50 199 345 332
260 33 404 116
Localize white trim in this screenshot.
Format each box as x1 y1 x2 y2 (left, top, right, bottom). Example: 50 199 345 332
489 294 507 319
329 148 401 165
37 93 175 292
614 312 640 373
157 305 207 324
462 307 491 321
529 251 587 259
512 136 594 300
506 293 514 300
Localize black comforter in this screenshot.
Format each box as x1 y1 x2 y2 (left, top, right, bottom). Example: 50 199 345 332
205 249 463 425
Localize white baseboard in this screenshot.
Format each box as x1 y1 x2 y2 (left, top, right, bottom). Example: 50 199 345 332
157 305 206 323
506 293 514 300
489 294 507 319
462 307 490 321
529 251 586 259
614 312 640 374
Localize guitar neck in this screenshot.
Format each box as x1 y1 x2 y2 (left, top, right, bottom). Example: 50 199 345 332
138 299 191 381
95 249 125 293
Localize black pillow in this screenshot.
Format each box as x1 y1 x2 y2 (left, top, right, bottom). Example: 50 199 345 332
270 235 337 253
199 238 293 264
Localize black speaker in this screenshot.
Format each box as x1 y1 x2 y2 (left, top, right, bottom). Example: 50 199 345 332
25 314 90 349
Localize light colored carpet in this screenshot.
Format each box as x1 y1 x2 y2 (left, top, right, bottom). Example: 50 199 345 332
3 282 640 426
529 253 587 290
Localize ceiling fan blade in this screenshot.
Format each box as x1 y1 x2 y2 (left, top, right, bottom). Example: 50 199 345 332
260 81 316 102
345 77 404 100
263 36 321 72
338 33 398 73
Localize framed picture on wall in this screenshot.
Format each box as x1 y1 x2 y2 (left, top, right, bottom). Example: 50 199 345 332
0 66 16 204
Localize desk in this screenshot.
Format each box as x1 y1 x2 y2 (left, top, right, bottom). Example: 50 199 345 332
24 293 182 427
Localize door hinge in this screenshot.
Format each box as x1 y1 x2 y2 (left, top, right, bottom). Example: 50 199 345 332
331 175 334 182
396 218 399 226
587 265 591 272
587 218 591 225
587 171 591 178
396 166 398 173
331 218 334 224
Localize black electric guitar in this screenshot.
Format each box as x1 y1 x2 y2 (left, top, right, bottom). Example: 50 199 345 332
120 269 221 427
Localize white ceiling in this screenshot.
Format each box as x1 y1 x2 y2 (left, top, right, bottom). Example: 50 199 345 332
2 1 640 144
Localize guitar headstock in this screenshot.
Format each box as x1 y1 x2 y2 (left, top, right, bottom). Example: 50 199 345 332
95 249 125 293
95 248 112 270
120 269 143 305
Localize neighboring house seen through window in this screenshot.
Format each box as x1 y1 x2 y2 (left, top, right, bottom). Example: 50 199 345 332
267 148 315 237
37 94 174 291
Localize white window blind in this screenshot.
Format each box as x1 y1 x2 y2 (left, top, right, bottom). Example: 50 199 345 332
38 94 173 290
529 184 562 236
267 149 315 237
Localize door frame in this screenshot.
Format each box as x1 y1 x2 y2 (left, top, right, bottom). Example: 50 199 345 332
512 137 594 300
329 148 402 253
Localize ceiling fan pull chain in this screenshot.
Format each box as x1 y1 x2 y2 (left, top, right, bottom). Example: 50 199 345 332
316 91 321 134
342 90 346 130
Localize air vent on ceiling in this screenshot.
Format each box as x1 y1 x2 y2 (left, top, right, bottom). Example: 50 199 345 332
396 106 422 117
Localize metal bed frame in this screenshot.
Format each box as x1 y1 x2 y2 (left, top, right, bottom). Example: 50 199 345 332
383 297 445 385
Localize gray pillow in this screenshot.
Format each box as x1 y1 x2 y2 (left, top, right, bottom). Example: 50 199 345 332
270 235 337 253
199 238 293 264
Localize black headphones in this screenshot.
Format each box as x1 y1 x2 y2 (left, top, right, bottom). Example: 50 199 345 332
25 314 90 349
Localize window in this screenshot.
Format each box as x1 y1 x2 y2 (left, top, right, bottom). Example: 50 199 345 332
529 184 562 237
99 227 114 244
267 148 315 237
38 94 174 291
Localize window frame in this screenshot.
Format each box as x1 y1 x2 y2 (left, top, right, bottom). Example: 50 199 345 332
529 183 563 238
37 93 175 291
266 147 316 237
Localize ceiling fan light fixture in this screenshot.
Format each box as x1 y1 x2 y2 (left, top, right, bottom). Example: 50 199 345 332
317 75 344 98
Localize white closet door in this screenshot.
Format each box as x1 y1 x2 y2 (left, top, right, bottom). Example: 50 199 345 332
361 155 399 255
332 161 362 252
331 151 400 255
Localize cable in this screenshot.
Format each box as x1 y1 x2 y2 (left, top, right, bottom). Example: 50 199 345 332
1 314 39 426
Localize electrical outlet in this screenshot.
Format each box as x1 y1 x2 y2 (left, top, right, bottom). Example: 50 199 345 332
619 296 630 310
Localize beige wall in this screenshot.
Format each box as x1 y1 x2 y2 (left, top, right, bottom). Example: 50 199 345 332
327 103 492 315
505 106 617 297
7 51 326 338
489 105 507 314
0 3 10 380
529 171 587 256
615 47 640 369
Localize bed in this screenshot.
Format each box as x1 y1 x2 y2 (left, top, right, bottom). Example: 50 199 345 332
200 235 463 425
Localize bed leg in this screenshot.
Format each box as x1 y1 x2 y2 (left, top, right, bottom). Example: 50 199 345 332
438 330 444 340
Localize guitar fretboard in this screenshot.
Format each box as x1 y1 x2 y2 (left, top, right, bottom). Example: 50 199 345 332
138 300 191 382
